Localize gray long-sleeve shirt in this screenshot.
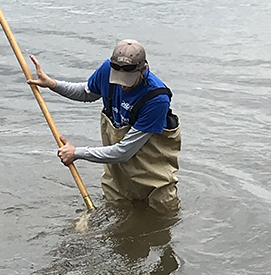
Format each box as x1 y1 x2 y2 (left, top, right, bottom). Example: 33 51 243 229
51 80 152 163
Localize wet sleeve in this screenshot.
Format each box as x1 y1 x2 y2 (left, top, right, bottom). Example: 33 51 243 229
74 128 152 163
50 80 101 102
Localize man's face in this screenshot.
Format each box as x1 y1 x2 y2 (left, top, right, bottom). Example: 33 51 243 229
121 86 132 92
120 67 145 92
121 81 139 92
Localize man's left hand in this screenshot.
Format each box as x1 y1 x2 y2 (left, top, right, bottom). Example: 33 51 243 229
57 136 76 166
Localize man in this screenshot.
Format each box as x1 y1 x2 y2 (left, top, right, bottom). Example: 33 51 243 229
27 39 181 214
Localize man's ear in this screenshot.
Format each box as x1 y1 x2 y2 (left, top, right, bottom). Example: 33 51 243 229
141 63 149 75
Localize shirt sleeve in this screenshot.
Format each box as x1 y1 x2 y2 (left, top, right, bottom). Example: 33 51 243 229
133 95 169 134
87 59 111 96
74 127 152 163
51 80 101 102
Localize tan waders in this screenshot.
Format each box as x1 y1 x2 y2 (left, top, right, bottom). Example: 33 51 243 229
100 112 181 214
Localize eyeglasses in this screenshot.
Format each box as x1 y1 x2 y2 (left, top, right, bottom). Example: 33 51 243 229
110 62 138 72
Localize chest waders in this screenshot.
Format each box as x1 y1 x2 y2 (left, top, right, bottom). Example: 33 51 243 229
101 84 181 214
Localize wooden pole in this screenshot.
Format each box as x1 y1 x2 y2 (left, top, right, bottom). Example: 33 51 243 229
0 9 95 211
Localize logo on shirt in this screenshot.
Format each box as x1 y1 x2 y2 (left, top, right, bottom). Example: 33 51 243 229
120 114 129 125
112 106 118 113
121 100 133 111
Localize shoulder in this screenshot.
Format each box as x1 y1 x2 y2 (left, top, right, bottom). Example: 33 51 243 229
101 58 111 68
146 71 165 87
90 59 111 79
96 58 111 74
87 59 111 95
145 72 170 104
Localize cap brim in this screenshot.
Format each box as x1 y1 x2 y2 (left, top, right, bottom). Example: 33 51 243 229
109 68 141 87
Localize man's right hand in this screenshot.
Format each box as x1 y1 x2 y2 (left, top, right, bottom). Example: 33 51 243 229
27 54 57 89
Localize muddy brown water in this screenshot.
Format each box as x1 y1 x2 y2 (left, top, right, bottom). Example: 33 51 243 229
1 0 271 274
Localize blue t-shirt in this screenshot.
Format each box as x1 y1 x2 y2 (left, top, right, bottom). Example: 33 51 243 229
87 59 170 134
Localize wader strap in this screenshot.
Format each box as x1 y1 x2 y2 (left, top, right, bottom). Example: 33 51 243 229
104 83 115 119
129 87 173 126
104 85 177 129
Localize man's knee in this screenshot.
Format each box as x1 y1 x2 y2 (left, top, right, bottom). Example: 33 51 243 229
102 182 127 201
148 183 180 215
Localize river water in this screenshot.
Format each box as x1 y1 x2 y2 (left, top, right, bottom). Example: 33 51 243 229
1 0 271 274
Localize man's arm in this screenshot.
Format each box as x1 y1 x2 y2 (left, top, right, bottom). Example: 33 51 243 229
27 54 101 102
74 127 152 164
51 80 101 102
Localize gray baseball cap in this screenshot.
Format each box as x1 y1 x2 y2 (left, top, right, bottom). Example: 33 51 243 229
109 39 146 87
